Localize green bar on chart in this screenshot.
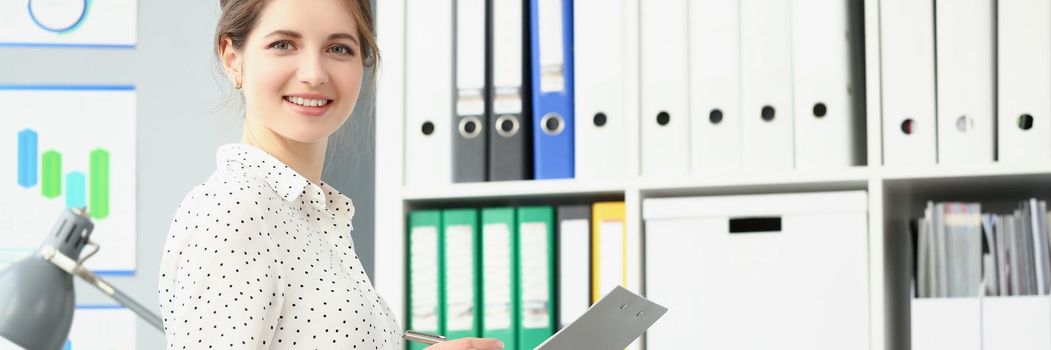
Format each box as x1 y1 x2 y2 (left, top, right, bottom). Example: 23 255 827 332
90 149 110 219
41 150 62 199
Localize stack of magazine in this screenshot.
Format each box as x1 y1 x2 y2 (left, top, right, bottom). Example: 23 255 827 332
912 199 1051 298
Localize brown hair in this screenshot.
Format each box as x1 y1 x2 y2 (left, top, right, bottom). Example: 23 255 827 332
215 0 380 68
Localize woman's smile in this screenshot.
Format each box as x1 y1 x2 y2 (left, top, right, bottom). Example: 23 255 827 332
282 93 334 117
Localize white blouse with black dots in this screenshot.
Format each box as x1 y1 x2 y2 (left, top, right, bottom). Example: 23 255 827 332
158 143 402 349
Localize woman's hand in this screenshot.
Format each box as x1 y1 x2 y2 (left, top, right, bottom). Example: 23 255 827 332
424 337 505 350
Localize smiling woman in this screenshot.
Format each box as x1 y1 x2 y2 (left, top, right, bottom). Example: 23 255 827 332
216 0 373 161
156 0 505 349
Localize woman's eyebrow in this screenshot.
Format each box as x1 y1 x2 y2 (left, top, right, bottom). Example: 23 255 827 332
265 29 301 39
264 29 357 45
328 33 359 45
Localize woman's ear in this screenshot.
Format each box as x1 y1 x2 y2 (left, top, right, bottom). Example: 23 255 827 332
219 36 243 88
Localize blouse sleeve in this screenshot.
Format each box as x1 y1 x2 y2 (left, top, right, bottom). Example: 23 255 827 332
159 189 285 349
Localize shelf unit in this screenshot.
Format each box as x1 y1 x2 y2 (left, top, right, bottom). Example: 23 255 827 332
372 1 1050 349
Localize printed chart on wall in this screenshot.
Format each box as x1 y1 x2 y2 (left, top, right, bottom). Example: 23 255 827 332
0 0 137 48
66 305 137 350
0 86 136 274
0 305 137 350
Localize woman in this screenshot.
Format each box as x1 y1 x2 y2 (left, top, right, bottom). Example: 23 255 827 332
157 0 503 349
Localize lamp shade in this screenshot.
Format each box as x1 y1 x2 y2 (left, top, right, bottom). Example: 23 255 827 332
0 209 95 350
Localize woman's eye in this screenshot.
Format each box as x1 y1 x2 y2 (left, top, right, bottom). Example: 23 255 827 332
269 41 293 50
329 45 354 56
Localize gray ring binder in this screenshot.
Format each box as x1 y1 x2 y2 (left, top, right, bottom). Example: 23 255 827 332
494 114 520 138
458 115 483 139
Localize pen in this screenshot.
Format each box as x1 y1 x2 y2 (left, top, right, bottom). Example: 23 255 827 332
404 330 447 345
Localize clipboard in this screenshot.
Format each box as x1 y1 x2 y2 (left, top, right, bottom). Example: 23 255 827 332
533 286 667 350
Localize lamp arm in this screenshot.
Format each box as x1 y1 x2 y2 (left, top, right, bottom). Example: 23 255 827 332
39 245 165 332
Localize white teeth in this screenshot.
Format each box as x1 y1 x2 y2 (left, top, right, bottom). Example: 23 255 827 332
286 96 329 107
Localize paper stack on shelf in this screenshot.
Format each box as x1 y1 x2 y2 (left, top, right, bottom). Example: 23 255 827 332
912 199 1051 298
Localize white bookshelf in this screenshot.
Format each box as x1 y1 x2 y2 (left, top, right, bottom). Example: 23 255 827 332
372 0 1050 349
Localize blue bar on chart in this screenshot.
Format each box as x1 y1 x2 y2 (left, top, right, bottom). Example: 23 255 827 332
66 171 86 209
18 129 38 188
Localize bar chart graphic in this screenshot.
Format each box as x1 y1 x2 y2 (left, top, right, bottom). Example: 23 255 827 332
18 129 111 219
1 86 136 274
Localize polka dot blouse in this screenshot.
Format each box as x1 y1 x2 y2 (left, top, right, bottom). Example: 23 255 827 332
158 143 403 349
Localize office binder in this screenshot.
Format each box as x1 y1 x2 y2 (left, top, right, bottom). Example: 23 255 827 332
591 202 626 302
530 0 574 179
481 208 518 349
489 0 531 181
556 205 590 329
516 206 556 350
640 0 690 177
998 0 1051 163
454 0 489 182
573 0 628 180
740 0 794 171
407 210 444 350
880 0 937 166
405 0 453 186
792 0 858 169
935 0 995 164
689 0 741 175
441 209 481 341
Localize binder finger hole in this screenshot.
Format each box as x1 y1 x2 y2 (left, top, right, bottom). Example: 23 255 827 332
458 116 482 139
656 111 670 126
495 115 520 138
955 115 973 132
709 109 723 124
421 121 435 136
593 112 607 127
1018 114 1034 131
761 106 775 121
813 102 827 118
541 113 565 136
901 119 914 135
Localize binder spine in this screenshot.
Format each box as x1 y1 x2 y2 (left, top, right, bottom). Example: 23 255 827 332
405 0 454 185
740 0 795 171
442 209 482 340
407 210 445 350
516 206 556 350
454 0 489 182
481 208 519 349
530 0 575 179
556 205 591 328
488 0 532 181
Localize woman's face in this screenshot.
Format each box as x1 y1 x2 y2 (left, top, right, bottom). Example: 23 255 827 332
228 0 363 144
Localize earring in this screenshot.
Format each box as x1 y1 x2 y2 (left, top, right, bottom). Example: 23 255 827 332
235 79 242 90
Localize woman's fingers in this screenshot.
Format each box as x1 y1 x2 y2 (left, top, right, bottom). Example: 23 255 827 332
463 338 505 350
425 337 505 350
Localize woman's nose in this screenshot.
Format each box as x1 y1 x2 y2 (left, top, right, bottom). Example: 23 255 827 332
297 53 329 87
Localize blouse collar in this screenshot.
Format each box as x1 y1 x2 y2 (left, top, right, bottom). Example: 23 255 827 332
216 143 356 228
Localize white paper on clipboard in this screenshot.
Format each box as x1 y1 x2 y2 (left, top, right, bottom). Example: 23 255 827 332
534 286 667 350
